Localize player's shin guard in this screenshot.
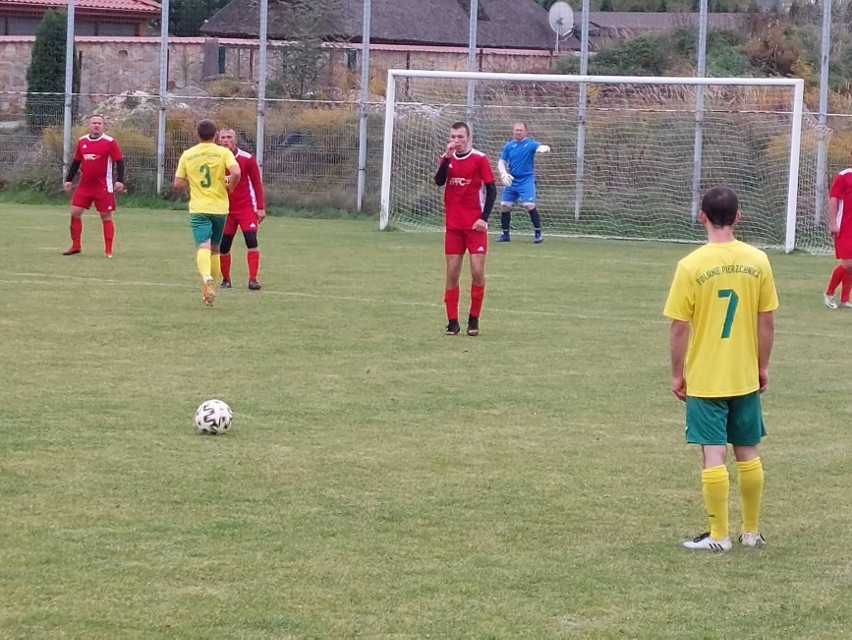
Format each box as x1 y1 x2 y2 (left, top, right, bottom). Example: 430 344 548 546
247 250 260 280
827 264 846 295
220 253 232 281
196 248 212 279
470 283 485 318
528 207 542 232
702 465 730 542
210 253 221 281
70 217 82 250
102 219 114 255
444 285 460 321
500 212 511 233
736 458 764 534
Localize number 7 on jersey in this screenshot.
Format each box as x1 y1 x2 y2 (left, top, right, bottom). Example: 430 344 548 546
718 289 739 339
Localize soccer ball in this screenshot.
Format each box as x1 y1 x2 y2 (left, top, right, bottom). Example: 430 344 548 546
195 399 233 435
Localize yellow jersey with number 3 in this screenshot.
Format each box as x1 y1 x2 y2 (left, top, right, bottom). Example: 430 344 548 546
176 142 237 214
663 239 779 398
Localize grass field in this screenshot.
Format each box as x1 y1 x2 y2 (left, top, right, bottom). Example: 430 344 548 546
2 203 852 639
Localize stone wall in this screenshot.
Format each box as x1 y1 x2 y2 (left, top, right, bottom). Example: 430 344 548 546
0 36 555 118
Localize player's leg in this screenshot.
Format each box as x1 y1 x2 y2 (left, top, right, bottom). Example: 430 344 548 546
190 214 216 306
219 214 239 288
498 188 517 242
240 212 261 290
65 192 91 254
521 181 543 243
729 392 767 547
466 231 487 336
839 258 852 308
444 231 464 335
209 214 227 284
681 397 732 551
94 193 117 258
825 237 852 308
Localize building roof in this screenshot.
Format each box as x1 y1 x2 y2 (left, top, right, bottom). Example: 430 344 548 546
202 0 555 51
0 0 160 14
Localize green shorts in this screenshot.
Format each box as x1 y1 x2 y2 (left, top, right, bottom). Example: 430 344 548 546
190 213 227 246
685 392 766 446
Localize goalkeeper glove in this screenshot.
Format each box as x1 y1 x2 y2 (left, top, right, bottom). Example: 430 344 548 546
538 145 551 153
500 171 514 186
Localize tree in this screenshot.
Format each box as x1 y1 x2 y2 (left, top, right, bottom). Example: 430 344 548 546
601 0 615 10
168 0 230 37
25 10 67 128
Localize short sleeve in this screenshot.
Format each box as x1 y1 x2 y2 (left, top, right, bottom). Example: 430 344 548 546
175 152 187 179
663 263 694 322
223 148 237 167
481 155 495 184
758 258 780 313
73 140 82 162
111 139 124 161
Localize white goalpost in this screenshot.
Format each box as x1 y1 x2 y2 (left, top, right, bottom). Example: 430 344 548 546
380 69 826 254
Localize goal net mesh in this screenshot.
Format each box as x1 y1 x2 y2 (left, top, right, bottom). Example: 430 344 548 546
383 74 827 253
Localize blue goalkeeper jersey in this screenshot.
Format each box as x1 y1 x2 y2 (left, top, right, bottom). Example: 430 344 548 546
500 137 541 180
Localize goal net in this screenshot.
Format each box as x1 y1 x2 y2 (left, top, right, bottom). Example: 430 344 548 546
380 70 827 253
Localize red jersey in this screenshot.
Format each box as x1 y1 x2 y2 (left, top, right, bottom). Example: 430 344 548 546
74 134 123 192
228 149 265 213
830 168 852 233
441 149 495 230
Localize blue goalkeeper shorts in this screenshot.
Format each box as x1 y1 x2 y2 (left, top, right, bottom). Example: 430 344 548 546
501 177 536 207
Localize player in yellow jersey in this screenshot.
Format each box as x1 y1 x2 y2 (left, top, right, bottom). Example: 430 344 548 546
664 186 778 552
174 119 241 307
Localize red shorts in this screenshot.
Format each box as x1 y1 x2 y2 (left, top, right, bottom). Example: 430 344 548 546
444 229 488 255
224 208 260 235
836 230 852 259
72 186 116 213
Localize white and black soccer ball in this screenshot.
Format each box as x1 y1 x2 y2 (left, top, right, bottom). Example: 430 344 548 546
195 399 233 435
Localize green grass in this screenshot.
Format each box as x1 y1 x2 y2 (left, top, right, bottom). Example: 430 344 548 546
2 204 851 639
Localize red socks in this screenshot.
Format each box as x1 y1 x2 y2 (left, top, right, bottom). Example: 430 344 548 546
827 265 847 296
102 219 114 255
70 217 82 250
470 283 485 318
444 285 460 321
842 272 852 304
220 254 232 281
247 250 260 280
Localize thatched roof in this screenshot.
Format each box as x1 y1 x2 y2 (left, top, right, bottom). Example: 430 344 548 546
201 0 555 51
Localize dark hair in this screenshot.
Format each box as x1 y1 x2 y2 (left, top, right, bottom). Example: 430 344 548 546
197 119 218 141
450 121 470 136
701 186 739 227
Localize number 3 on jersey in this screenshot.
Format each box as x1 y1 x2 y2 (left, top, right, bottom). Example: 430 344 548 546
718 289 739 339
199 164 212 188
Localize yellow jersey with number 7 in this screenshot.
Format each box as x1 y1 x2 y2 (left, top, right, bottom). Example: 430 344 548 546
663 239 779 398
176 142 237 214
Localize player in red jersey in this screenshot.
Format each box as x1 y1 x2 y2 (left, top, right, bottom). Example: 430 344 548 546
823 151 852 309
62 114 125 257
434 121 497 336
216 129 266 290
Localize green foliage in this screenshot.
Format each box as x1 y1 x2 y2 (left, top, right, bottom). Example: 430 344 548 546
25 10 66 129
585 33 671 76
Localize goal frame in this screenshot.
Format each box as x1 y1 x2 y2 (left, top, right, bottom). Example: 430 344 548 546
379 69 805 253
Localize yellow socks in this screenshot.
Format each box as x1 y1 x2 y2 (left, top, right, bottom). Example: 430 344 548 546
210 253 221 281
702 465 730 541
737 457 764 534
196 248 212 279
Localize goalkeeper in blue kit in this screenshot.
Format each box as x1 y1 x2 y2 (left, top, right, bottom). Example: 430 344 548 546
496 121 551 244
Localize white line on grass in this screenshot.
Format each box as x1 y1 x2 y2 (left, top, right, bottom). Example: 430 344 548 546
8 271 651 322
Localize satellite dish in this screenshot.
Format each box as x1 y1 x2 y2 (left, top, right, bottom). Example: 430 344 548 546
548 1 574 53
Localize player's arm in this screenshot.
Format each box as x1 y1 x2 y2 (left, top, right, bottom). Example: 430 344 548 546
434 141 455 186
248 158 266 221
64 160 81 192
114 158 126 193
669 319 690 401
497 158 513 186
226 162 241 192
828 197 840 236
173 155 188 190
757 310 774 393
